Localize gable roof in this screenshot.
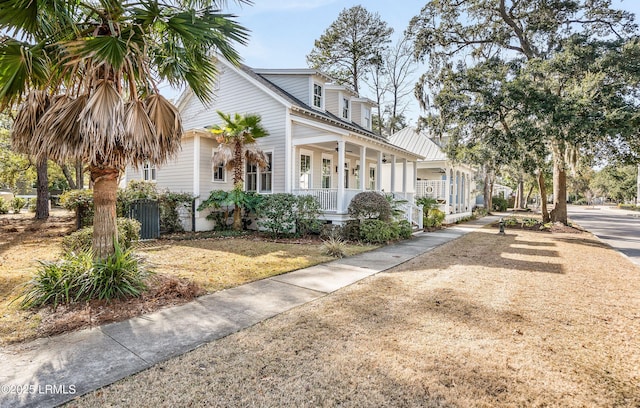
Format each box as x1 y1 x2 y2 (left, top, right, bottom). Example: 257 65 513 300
388 127 448 161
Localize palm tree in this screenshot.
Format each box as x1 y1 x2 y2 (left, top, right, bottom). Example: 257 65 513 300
0 0 250 257
210 111 269 230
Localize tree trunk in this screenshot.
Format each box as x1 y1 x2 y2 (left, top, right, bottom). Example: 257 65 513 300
538 171 550 223
232 203 242 231
483 169 491 211
514 176 524 210
90 166 120 258
551 158 568 224
524 184 534 209
35 158 49 220
60 163 77 190
76 160 84 189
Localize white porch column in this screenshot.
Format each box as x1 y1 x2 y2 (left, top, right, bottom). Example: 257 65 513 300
337 140 346 212
285 111 292 193
444 169 451 214
390 155 396 194
290 145 297 193
402 158 408 194
413 162 418 194
359 146 366 191
376 151 383 191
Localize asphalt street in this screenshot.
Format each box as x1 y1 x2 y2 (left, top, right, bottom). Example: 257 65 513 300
568 205 640 266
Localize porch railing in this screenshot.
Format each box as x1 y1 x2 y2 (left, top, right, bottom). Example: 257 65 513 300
416 180 446 200
292 189 338 211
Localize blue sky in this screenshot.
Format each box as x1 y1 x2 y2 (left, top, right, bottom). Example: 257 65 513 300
227 0 640 68
178 0 640 122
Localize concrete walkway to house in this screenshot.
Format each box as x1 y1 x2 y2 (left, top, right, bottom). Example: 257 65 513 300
0 216 499 408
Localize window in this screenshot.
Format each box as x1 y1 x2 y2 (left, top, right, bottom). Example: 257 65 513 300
300 154 311 189
354 163 360 187
313 83 323 108
246 162 258 192
143 162 156 181
342 97 349 119
322 157 332 188
363 107 371 130
260 152 273 193
343 162 349 189
369 166 376 190
213 162 225 182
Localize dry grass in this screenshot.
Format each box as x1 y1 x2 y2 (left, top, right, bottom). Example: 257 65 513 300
70 226 640 408
0 212 375 345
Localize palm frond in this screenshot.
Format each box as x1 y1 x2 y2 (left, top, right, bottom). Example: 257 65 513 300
78 81 125 164
35 94 88 163
0 39 50 109
11 90 50 155
123 100 156 167
244 145 268 169
212 143 234 168
144 93 182 165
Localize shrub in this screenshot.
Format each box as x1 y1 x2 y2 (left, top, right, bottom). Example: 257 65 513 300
81 242 149 301
343 220 361 241
359 219 398 244
348 191 392 221
62 217 141 252
397 220 413 239
159 192 194 233
256 193 298 238
0 197 8 214
294 195 322 236
199 189 262 231
424 208 445 228
320 224 344 241
321 236 347 258
60 189 94 228
492 196 508 212
10 197 26 213
19 250 93 309
20 242 150 309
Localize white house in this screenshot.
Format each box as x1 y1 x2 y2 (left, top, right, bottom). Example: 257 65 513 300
388 127 476 223
124 57 423 231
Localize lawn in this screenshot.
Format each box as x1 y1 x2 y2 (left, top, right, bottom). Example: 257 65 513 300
0 211 376 345
71 224 640 407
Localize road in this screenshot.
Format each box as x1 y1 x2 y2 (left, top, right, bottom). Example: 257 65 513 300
568 204 640 266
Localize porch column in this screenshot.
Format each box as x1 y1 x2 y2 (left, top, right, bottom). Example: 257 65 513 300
402 158 408 194
390 155 396 194
445 168 451 214
359 146 366 190
413 162 418 194
337 140 346 213
290 145 297 193
376 151 383 191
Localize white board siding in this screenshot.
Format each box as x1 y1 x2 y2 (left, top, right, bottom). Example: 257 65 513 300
179 63 289 195
259 74 309 104
351 102 363 128
325 89 339 118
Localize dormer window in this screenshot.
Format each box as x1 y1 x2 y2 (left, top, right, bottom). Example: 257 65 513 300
342 97 350 119
363 107 371 130
313 83 323 108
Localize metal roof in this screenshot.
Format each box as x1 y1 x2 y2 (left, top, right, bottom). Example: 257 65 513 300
388 127 448 161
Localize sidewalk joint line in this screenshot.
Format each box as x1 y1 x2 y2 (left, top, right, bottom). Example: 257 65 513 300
100 329 151 365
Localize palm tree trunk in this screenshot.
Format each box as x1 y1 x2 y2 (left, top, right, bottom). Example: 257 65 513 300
75 159 84 189
90 166 119 258
35 158 49 220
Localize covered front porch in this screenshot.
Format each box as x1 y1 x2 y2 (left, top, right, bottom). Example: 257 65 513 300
416 166 475 223
287 120 423 227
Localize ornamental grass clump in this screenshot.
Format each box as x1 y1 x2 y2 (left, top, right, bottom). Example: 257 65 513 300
19 241 150 309
321 236 347 258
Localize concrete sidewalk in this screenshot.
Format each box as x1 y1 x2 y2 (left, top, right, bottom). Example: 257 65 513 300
0 216 498 408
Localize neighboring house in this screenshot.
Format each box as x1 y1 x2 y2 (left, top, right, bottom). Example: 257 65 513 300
124 57 423 231
388 127 476 223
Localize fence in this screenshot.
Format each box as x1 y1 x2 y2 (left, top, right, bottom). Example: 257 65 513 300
128 199 160 239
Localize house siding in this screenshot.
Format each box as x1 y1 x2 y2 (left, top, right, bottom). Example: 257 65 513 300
325 89 339 118
179 64 289 198
259 74 309 104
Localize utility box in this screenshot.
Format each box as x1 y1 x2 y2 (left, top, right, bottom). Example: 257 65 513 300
129 199 160 239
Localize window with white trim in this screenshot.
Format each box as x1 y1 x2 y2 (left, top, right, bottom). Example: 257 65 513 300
342 97 350 119
369 166 376 190
354 162 360 187
322 157 332 188
343 162 349 189
300 153 311 189
260 152 273 193
246 162 258 192
143 162 156 181
213 164 225 182
313 83 323 108
363 107 371 130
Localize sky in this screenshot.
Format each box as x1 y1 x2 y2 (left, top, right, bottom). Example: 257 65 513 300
171 0 640 122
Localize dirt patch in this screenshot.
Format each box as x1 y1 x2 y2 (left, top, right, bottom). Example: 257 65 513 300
36 274 204 337
71 226 640 408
